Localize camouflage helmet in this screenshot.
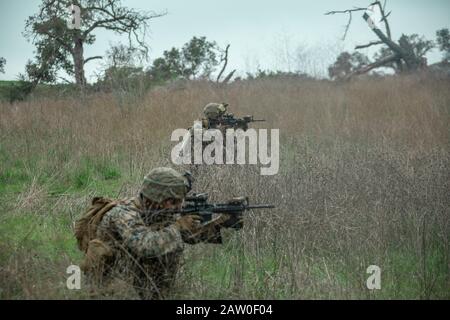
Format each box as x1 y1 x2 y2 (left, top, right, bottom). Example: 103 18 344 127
203 103 227 120
140 167 191 203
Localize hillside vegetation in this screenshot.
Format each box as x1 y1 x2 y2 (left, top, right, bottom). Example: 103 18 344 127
0 75 448 299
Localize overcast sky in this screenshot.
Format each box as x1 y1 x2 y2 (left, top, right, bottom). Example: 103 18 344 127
0 0 449 81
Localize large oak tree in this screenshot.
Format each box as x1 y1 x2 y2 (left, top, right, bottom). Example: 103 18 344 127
24 0 165 86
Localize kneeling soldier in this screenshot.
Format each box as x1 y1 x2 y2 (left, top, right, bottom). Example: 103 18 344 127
75 167 237 299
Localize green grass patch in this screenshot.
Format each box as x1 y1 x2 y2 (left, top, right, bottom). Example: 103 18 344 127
0 159 30 194
0 212 82 263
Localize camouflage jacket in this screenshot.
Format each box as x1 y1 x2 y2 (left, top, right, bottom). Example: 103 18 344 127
89 197 183 299
96 197 184 261
84 197 224 299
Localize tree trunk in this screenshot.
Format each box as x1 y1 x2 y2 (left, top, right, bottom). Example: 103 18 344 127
363 13 423 72
73 35 86 86
352 53 400 76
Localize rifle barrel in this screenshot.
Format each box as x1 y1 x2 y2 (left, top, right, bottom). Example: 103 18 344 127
247 204 275 209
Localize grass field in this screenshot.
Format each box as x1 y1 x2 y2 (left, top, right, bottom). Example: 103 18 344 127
0 75 449 299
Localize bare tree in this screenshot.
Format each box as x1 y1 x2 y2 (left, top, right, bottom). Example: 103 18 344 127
216 44 236 84
24 0 165 86
326 1 433 77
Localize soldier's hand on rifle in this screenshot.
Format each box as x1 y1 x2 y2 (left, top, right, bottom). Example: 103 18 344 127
219 213 244 230
237 123 249 131
178 215 224 244
217 197 246 230
174 215 202 234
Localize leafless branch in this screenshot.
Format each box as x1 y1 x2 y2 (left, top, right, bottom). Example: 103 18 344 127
326 1 393 41
342 12 352 40
57 75 73 84
327 0 427 77
82 3 167 59
222 69 236 84
355 41 383 50
84 56 103 65
325 7 367 40
216 44 230 83
325 7 367 15
375 0 391 39
352 53 400 76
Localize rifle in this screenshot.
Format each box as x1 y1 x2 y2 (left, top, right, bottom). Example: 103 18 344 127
183 193 274 222
211 114 266 130
146 193 275 225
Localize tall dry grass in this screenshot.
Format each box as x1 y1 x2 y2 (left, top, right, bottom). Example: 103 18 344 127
0 75 448 299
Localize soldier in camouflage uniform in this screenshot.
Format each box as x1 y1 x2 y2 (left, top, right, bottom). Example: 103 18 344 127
183 102 229 152
189 102 254 151
180 103 235 167
201 102 229 131
76 167 234 300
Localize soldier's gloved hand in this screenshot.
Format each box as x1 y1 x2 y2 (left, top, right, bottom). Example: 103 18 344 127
219 197 246 230
219 213 244 230
174 215 202 234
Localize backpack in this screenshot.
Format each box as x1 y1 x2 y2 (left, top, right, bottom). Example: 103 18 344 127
74 197 119 253
74 197 122 275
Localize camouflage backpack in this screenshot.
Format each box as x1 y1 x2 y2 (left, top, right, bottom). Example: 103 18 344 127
74 197 120 273
75 197 119 251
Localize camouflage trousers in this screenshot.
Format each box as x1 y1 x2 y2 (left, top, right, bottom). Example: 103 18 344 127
84 249 182 300
131 251 182 300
